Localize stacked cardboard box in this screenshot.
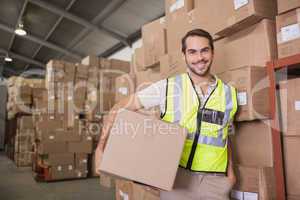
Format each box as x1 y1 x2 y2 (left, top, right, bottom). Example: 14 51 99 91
32 60 93 181
115 179 160 200
276 3 300 58
279 78 300 199
231 166 276 200
81 55 131 122
6 77 44 119
14 116 35 167
218 66 270 121
185 1 278 199
5 77 44 166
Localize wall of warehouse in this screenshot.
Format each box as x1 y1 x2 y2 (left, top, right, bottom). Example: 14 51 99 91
108 39 142 61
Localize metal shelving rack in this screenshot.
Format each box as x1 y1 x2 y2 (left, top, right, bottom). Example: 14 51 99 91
266 53 300 200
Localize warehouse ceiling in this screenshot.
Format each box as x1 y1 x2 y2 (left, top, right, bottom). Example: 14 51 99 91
0 0 164 77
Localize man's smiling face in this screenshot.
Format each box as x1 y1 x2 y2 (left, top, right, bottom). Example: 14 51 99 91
184 36 214 77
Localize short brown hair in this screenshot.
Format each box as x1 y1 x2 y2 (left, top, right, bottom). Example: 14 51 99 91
181 29 214 54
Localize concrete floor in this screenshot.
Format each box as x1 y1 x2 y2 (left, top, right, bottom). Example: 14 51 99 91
0 152 115 200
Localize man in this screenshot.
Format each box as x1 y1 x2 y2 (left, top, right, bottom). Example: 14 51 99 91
95 29 238 200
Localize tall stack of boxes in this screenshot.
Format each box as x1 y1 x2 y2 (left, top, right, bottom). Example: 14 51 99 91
34 60 92 181
5 77 44 166
210 1 277 199
276 1 300 58
14 116 35 167
279 78 300 199
277 1 300 199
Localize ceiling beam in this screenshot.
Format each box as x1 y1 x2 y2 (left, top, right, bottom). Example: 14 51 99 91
8 0 28 50
99 13 164 58
0 48 45 67
59 0 128 59
0 22 82 60
100 29 141 58
25 0 77 70
28 0 131 46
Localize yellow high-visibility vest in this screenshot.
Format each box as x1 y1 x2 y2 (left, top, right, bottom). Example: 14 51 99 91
161 73 237 172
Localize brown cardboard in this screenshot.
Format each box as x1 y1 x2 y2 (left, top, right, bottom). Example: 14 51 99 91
232 120 273 167
19 116 34 130
287 195 300 200
99 92 115 113
42 153 75 166
216 19 277 71
100 173 116 189
135 65 162 91
278 0 300 14
193 0 231 38
100 109 187 191
279 78 300 134
68 136 93 153
213 0 276 37
276 8 300 58
133 47 146 72
160 52 186 79
38 130 82 142
99 58 131 77
81 55 100 67
142 17 167 67
165 0 194 17
283 136 300 196
14 152 32 167
115 179 160 200
219 66 270 121
115 74 136 102
38 141 68 154
166 10 195 55
231 165 276 200
50 164 76 180
210 39 228 74
75 153 88 170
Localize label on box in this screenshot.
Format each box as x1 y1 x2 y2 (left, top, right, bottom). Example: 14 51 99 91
68 165 73 170
231 190 243 200
244 192 258 200
295 101 300 110
234 0 249 10
119 190 129 200
82 159 87 163
281 24 300 43
237 92 247 106
57 166 62 171
77 172 82 177
169 0 185 13
87 136 92 141
118 87 128 95
160 17 165 24
49 135 55 140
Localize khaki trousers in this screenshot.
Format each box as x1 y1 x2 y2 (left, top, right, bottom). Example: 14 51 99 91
161 168 233 200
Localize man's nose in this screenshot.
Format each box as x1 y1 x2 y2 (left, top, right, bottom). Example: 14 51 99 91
196 51 205 60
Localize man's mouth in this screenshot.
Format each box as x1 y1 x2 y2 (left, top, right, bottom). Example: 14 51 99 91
194 61 208 68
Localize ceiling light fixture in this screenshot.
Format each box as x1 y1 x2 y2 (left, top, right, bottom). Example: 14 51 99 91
4 54 12 62
15 21 27 36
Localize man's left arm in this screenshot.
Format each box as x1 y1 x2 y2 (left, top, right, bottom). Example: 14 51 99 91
227 122 236 185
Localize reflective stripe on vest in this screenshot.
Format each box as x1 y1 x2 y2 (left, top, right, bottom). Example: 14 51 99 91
161 73 237 172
